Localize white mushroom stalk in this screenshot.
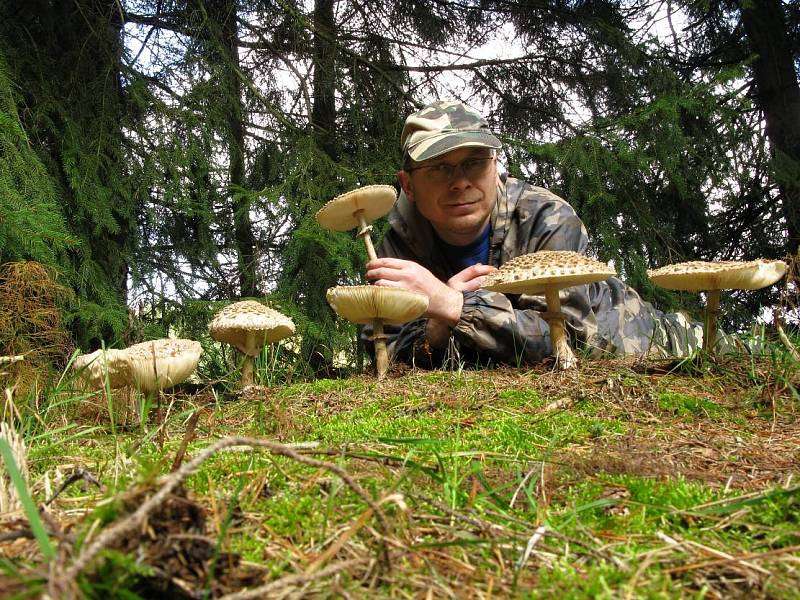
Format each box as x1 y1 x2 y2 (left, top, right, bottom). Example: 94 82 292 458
209 300 295 387
326 285 429 379
482 251 617 370
648 259 787 352
315 185 397 262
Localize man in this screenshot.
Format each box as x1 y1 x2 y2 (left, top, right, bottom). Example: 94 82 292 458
365 99 707 368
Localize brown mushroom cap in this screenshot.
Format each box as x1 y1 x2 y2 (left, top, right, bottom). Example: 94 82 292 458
123 338 202 394
73 348 132 390
315 185 397 231
209 300 295 356
647 259 787 291
326 285 429 324
482 251 617 294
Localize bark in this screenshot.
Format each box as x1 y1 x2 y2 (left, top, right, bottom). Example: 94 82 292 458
741 0 800 255
209 0 259 297
312 0 337 159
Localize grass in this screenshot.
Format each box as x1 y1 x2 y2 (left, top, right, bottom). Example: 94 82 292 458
1 349 799 598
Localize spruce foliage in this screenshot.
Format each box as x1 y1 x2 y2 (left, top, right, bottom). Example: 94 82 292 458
0 53 75 267
1 0 796 369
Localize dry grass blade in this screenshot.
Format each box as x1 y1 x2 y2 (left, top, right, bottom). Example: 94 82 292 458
776 322 800 360
170 407 203 472
218 558 367 600
664 544 800 575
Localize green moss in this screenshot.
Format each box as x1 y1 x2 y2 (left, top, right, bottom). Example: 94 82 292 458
657 392 723 417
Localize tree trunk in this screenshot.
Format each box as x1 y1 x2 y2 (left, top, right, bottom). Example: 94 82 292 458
208 0 259 297
741 0 800 255
312 0 337 159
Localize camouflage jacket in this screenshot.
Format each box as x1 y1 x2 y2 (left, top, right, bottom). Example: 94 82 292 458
369 174 706 368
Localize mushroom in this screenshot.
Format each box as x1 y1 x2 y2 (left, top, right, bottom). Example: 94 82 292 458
647 259 787 351
73 348 133 390
209 300 295 387
326 285 429 379
315 185 397 261
122 338 203 395
481 250 617 370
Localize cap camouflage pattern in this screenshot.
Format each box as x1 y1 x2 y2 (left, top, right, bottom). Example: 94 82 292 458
401 100 502 162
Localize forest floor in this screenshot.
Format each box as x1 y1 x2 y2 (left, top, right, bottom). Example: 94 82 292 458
1 351 799 599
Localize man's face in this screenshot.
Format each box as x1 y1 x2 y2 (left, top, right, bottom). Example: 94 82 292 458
399 146 498 246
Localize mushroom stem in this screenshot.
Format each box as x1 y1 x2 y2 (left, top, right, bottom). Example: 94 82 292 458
544 287 578 370
704 289 721 352
371 318 389 379
354 210 378 262
241 355 255 387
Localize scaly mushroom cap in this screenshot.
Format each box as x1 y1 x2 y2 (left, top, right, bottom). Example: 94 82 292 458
647 259 787 292
122 338 202 394
315 185 397 231
482 251 617 294
73 348 132 390
209 300 295 356
326 285 429 324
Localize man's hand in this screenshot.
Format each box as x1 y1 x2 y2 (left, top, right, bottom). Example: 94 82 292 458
446 263 498 292
366 258 497 327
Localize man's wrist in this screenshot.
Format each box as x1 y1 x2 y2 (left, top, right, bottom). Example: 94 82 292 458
424 289 464 348
430 287 464 326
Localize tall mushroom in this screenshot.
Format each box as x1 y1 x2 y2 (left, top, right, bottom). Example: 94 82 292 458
326 285 429 379
209 300 295 387
647 259 787 351
315 185 397 261
482 250 617 370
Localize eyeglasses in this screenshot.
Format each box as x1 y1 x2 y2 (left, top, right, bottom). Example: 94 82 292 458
406 157 494 184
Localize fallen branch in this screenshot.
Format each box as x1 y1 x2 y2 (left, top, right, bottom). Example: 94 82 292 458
48 436 390 598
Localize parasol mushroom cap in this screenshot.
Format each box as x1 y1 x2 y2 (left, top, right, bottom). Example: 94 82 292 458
647 259 787 292
209 300 295 356
326 285 429 324
315 185 398 232
73 348 132 390
122 338 202 394
481 250 617 294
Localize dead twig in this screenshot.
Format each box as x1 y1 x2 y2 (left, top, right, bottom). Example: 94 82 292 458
47 436 390 598
46 468 104 505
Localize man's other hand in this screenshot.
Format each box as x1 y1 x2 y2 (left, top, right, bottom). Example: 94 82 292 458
447 263 497 292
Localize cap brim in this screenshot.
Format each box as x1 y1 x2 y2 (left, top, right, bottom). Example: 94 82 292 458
406 131 502 162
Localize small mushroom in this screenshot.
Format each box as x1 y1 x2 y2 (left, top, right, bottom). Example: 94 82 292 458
482 250 617 370
647 259 787 351
73 348 132 390
122 338 203 395
315 185 397 261
326 285 429 379
209 300 295 386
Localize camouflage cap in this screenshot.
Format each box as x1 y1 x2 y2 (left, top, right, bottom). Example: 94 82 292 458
401 100 502 162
